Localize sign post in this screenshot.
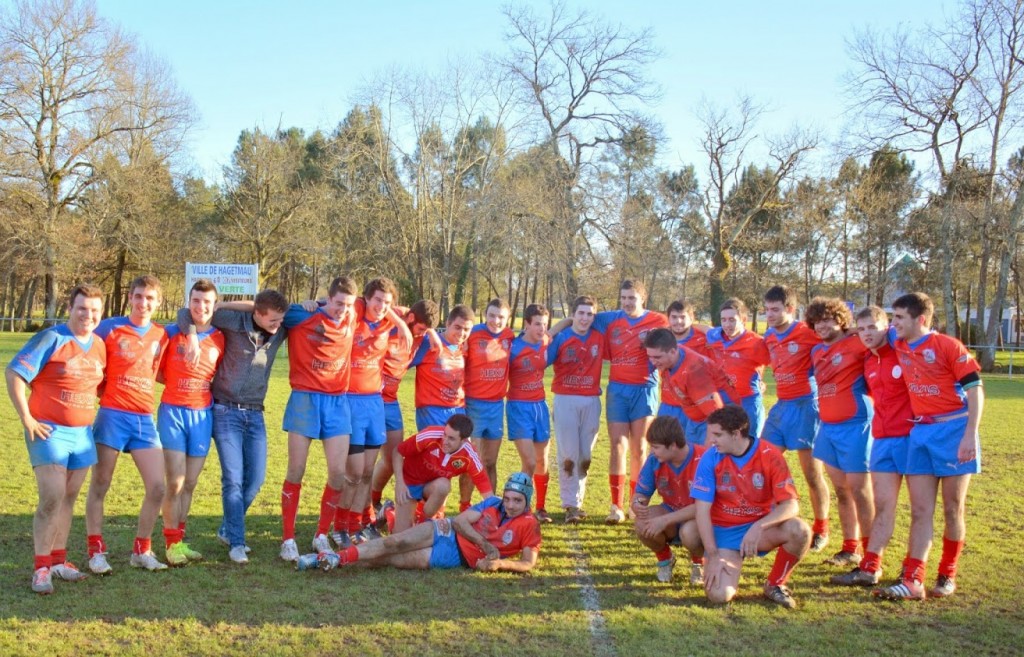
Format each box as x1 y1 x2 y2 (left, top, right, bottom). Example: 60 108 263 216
185 263 259 301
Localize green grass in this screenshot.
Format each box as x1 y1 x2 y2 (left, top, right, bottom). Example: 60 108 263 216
1 331 1023 656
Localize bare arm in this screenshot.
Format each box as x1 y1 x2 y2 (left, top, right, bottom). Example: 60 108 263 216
5 368 51 441
452 508 500 561
217 300 255 312
546 317 571 338
387 305 413 352
475 546 539 573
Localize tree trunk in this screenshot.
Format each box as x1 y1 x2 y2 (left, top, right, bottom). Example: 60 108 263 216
708 247 732 326
982 177 1024 370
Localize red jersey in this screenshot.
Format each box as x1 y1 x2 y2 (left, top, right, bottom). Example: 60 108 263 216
10 324 106 427
635 445 705 510
864 342 914 439
463 324 514 401
348 313 397 395
455 497 543 568
95 317 167 414
676 327 707 354
397 426 492 494
159 325 224 409
661 348 725 422
382 332 420 403
282 305 356 394
596 310 668 386
704 328 770 401
812 334 871 423
411 335 466 408
691 439 798 528
507 335 549 402
547 327 604 396
764 321 820 400
894 331 981 417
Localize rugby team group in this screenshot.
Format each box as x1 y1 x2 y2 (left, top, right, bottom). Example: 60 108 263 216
6 274 983 609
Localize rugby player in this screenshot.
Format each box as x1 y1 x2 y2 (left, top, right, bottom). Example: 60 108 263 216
704 298 770 439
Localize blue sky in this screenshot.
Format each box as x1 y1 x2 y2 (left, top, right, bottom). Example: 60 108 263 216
95 0 943 182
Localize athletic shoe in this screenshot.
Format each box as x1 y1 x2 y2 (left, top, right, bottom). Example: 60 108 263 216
375 501 395 534
51 561 88 582
830 567 881 587
873 578 926 601
333 531 353 550
312 533 332 554
296 553 320 571
931 574 956 598
655 556 676 583
605 504 626 525
318 551 340 571
535 509 553 524
564 507 582 525
358 525 383 542
824 550 860 567
690 562 704 586
577 508 588 520
165 542 189 566
88 552 112 575
763 584 797 609
32 567 53 595
228 546 249 564
280 539 300 562
129 551 168 571
217 527 251 553
810 532 829 552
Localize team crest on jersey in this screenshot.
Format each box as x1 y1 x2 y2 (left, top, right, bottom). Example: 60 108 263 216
891 365 902 378
611 327 623 344
787 343 799 354
314 323 326 335
657 476 669 490
923 348 936 364
502 339 511 350
565 346 577 360
831 353 843 366
451 458 466 470
501 529 514 545
638 330 649 342
752 473 764 489
118 337 131 352
591 345 600 357
721 472 730 485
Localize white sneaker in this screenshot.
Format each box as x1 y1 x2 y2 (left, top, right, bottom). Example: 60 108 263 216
312 533 332 554
130 551 168 571
656 556 676 583
690 562 704 586
280 538 300 562
88 552 112 575
228 546 249 564
218 527 251 553
605 504 626 525
51 562 88 582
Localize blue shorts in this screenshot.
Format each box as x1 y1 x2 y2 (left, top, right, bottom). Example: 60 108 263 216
25 423 97 470
763 396 820 451
158 403 213 457
656 405 707 446
905 416 981 477
812 419 872 473
384 401 404 432
428 519 463 569
282 391 351 439
349 393 386 448
606 381 659 423
406 483 426 501
94 407 161 452
466 398 505 440
416 405 463 432
712 521 767 556
870 437 909 474
507 400 551 443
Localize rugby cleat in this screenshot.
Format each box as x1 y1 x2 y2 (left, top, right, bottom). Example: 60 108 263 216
605 504 626 525
873 578 926 601
563 507 582 525
311 533 332 554
88 552 113 575
655 556 676 583
930 574 956 598
129 551 168 571
823 550 860 567
51 561 88 582
830 567 881 587
280 539 300 563
763 584 797 609
810 532 829 553
32 567 54 595
535 509 553 524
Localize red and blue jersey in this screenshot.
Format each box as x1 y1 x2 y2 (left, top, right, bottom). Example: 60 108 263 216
764 321 820 400
691 439 798 528
547 327 604 396
95 317 167 414
382 332 421 403
864 341 914 438
635 444 705 510
704 328 770 401
10 324 106 427
159 325 224 409
812 334 871 423
675 327 708 354
411 335 466 408
397 426 491 494
894 331 981 417
662 348 725 422
456 496 543 568
463 325 514 401
507 335 549 402
595 310 668 386
282 305 356 394
348 310 396 395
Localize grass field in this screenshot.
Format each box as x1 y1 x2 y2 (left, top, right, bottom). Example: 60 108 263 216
1 331 1023 656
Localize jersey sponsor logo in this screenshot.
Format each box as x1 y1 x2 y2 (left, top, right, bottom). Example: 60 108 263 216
908 382 941 396
892 365 902 378
923 348 936 364
501 529 514 545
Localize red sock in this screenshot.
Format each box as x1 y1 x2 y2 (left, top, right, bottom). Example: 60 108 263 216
860 536 870 553
178 520 186 532
133 537 152 555
346 507 362 535
87 534 106 558
333 505 346 533
281 480 302 541
767 547 801 586
534 473 550 511
363 505 375 526
50 549 67 566
609 474 626 508
163 527 183 548
339 545 359 564
629 479 637 501
903 556 926 583
691 555 704 565
860 550 882 574
654 547 673 562
34 554 52 570
812 518 829 535
316 486 342 536
371 489 383 507
384 505 396 533
841 538 860 554
938 537 965 578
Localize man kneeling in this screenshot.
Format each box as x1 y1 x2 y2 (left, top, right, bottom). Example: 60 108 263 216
692 405 811 608
325 472 541 572
631 416 705 585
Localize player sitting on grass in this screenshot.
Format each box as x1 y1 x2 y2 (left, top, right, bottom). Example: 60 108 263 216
631 416 705 586
320 472 541 572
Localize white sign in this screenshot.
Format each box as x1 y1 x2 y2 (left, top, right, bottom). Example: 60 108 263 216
185 262 259 300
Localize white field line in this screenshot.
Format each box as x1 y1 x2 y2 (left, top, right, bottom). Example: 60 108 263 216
565 526 618 657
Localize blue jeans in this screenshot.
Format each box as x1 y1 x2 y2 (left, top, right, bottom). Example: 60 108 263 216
212 404 268 548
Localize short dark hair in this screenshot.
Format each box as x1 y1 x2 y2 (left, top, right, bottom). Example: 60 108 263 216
707 404 751 437
486 298 511 313
763 285 797 308
524 303 549 325
328 276 358 298
892 292 934 323
855 305 888 324
646 416 687 448
643 327 678 351
190 278 218 297
446 413 474 439
364 277 398 302
448 304 475 324
129 275 162 298
720 297 748 318
620 279 647 299
409 299 440 328
571 295 597 313
666 299 695 316
69 284 103 308
254 289 288 314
